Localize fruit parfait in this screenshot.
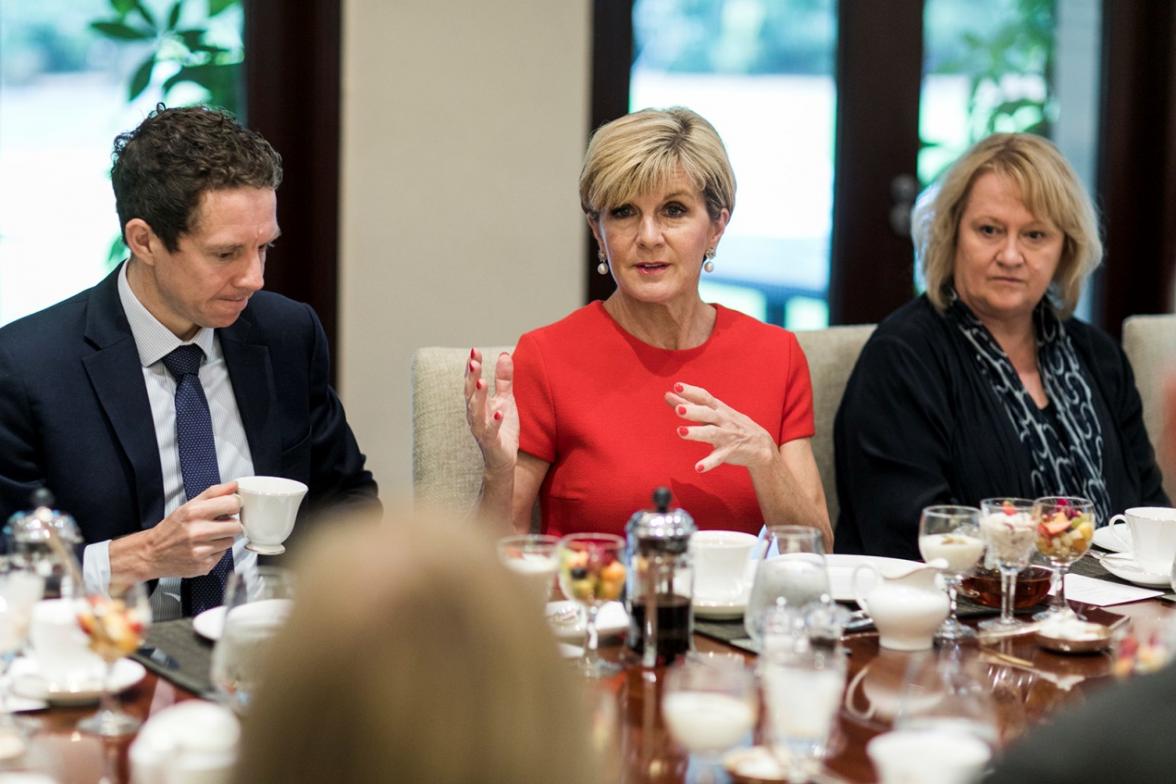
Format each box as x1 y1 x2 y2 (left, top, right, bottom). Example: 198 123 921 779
1032 496 1096 621
977 498 1038 632
75 584 152 736
556 533 626 678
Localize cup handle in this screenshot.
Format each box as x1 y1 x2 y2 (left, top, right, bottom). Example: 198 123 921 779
1107 514 1129 549
852 564 878 611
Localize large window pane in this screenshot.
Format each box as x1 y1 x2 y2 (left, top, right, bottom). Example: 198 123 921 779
631 0 837 329
920 0 1101 317
0 0 243 325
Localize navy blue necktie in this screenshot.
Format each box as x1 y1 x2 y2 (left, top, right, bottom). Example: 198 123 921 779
162 344 233 615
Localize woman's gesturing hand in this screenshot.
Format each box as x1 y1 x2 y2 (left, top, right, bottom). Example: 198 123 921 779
465 349 520 475
665 382 777 473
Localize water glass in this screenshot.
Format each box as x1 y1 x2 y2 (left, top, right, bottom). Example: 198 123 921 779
661 654 757 784
745 526 828 644
761 643 847 781
211 566 295 714
918 505 982 642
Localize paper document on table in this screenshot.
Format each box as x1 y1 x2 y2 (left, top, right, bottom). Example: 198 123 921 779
1059 574 1163 606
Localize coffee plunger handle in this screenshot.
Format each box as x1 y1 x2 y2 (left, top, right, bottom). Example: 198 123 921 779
653 486 671 513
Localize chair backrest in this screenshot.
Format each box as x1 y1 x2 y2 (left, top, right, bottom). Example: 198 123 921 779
1122 314 1176 500
412 326 878 528
412 346 514 510
794 325 876 528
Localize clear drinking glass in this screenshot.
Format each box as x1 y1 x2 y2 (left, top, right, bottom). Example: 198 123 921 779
977 498 1037 633
497 534 560 607
75 580 152 736
0 557 43 752
1031 496 1095 622
661 654 757 784
745 526 829 645
918 506 983 642
762 643 847 782
556 533 626 678
211 566 295 714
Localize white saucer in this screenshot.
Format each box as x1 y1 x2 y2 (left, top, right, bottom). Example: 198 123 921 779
545 601 628 641
1093 523 1132 553
11 658 146 706
1100 553 1170 587
693 595 748 620
193 606 227 641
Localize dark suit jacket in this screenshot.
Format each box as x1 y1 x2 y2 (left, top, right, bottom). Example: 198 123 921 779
0 264 378 551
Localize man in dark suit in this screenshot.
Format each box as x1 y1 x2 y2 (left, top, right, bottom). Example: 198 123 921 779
0 105 377 617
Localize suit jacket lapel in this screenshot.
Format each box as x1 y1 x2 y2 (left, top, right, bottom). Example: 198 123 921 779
219 312 280 477
82 265 165 529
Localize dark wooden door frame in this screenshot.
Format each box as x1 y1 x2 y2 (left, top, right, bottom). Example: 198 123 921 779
1096 0 1176 336
829 0 924 326
243 0 342 370
586 0 632 304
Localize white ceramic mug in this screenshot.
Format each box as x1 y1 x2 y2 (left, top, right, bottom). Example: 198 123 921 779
29 599 104 688
690 530 758 602
867 728 991 784
234 476 308 555
1108 507 1176 575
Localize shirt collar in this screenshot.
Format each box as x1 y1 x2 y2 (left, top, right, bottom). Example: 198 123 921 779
117 260 218 368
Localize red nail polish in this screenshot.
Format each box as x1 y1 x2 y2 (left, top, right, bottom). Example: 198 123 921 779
468 361 475 373
674 383 684 393
476 379 485 391
470 347 477 359
493 411 503 422
695 464 704 473
677 426 688 437
677 405 687 415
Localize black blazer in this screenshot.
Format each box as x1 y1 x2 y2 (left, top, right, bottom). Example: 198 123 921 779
0 264 378 549
833 295 1167 559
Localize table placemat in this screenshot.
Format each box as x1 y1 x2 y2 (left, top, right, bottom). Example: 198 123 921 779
693 619 758 654
131 618 215 698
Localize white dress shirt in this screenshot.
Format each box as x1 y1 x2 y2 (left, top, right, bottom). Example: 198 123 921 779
81 262 257 619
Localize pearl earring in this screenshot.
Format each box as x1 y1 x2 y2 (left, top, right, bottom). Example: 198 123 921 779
703 248 716 273
596 251 608 275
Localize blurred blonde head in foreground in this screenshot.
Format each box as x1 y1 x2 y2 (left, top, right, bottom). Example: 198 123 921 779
232 504 602 784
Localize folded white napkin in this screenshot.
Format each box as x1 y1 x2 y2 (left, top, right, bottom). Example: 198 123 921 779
129 700 239 784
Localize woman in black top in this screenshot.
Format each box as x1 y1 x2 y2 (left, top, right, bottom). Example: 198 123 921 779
834 133 1167 559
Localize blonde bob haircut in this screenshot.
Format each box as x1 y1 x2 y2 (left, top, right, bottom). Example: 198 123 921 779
913 132 1102 318
579 106 735 223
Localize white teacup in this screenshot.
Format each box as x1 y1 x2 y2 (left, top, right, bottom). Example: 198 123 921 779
234 476 308 555
691 530 757 603
1108 507 1176 575
29 599 104 688
867 728 991 784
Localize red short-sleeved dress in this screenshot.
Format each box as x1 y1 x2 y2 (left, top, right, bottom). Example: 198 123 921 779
512 301 814 538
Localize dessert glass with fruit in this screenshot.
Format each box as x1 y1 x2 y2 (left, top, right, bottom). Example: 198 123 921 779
918 505 983 642
1032 496 1095 621
977 498 1037 633
556 533 626 678
75 581 151 736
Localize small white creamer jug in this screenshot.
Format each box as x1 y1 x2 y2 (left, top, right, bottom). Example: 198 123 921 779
853 560 949 651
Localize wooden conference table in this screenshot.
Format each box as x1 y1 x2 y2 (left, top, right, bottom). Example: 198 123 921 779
10 574 1174 783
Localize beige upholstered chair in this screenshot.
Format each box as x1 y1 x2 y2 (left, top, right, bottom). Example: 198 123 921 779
794 325 876 528
412 346 513 511
1122 314 1176 500
412 326 877 529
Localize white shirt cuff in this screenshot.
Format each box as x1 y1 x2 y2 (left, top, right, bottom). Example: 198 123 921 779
82 540 112 597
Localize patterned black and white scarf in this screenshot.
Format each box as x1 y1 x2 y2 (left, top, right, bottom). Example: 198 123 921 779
946 293 1111 525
